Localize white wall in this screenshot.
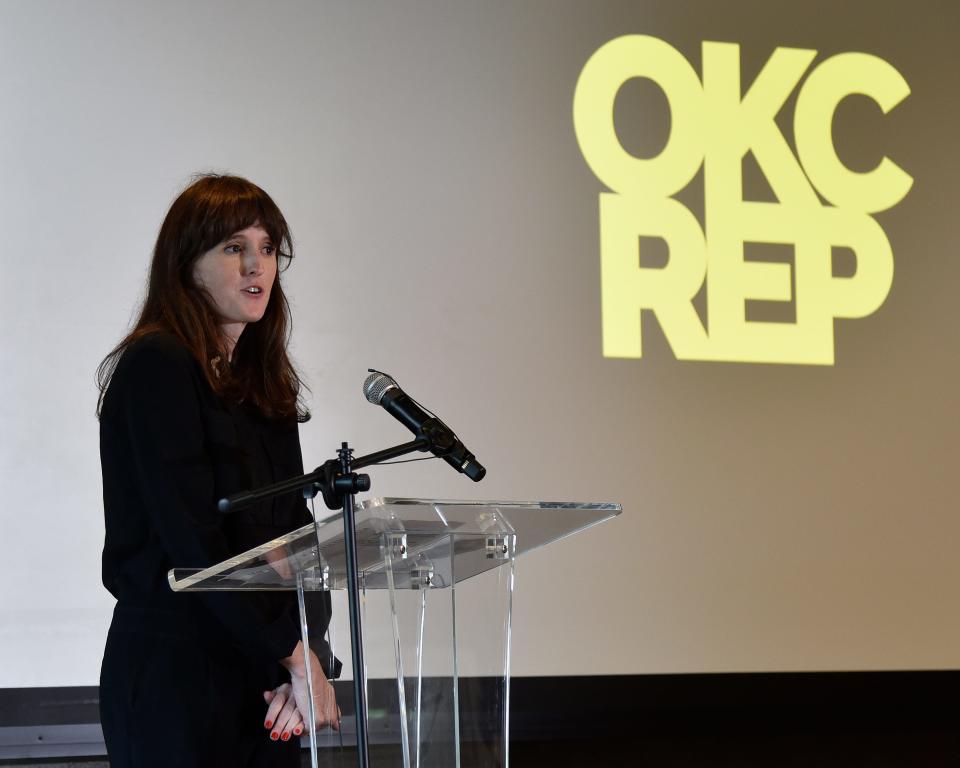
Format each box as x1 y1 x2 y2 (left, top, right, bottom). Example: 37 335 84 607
1 0 958 687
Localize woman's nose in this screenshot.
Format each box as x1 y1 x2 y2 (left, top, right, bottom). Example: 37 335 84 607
243 252 265 275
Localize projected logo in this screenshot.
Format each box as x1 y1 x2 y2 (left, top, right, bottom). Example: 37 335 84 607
573 36 912 364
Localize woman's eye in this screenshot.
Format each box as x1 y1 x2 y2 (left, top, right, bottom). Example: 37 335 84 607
225 243 242 254
263 244 275 255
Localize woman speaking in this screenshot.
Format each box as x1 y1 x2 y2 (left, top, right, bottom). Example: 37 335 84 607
97 174 337 767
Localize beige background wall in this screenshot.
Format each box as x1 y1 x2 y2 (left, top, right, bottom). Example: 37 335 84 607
0 0 957 686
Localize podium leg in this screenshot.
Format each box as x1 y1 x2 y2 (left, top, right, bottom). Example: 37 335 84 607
451 531 515 768
296 572 320 768
450 535 461 768
415 588 426 768
385 549 412 768
501 547 515 768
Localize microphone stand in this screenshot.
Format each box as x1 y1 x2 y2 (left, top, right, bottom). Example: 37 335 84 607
219 436 430 768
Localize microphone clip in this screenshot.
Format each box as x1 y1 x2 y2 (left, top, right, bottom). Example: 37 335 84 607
305 457 371 511
418 417 457 455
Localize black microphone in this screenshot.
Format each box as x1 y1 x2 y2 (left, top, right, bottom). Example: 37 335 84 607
363 372 486 481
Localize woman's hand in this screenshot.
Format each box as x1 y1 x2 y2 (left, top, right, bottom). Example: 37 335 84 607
280 641 340 733
263 546 294 581
262 684 304 742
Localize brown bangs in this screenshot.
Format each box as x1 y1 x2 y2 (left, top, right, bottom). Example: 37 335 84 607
176 175 294 273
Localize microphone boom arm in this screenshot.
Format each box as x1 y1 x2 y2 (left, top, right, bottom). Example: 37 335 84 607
217 436 432 514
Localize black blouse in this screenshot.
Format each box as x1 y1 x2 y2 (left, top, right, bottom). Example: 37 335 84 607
100 332 334 670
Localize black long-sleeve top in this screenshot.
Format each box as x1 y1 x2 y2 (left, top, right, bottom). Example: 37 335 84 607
100 332 333 671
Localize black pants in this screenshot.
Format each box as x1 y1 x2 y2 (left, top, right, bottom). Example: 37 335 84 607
100 625 299 768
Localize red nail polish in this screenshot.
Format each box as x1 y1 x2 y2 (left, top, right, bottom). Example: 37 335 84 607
265 720 273 729
271 731 279 740
294 727 302 736
281 732 290 741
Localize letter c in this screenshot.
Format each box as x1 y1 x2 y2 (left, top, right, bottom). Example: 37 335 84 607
794 52 913 213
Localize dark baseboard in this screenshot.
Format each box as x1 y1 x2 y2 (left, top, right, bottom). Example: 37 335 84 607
2 672 959 764
509 671 960 765
511 670 960 737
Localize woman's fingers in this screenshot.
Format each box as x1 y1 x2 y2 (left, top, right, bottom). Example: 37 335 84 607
263 683 291 735
272 689 300 742
265 667 337 739
286 709 305 740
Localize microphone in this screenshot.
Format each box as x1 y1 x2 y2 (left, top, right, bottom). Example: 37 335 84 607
363 372 486 481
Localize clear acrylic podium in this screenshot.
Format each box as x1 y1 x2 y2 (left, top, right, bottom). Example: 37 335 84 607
169 498 620 767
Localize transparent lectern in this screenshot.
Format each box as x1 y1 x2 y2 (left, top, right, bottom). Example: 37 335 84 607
169 497 620 767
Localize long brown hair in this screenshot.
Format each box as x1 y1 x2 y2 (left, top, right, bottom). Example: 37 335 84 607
97 173 308 421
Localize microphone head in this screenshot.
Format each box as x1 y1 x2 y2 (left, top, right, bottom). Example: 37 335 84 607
363 371 399 405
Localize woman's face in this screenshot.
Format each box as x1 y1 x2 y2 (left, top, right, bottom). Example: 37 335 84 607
192 223 278 341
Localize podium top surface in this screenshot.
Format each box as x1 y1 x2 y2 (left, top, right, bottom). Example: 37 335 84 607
168 497 621 592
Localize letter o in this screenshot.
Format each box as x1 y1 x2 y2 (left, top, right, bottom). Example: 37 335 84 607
574 35 705 197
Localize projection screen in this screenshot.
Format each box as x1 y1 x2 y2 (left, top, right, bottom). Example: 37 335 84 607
0 0 957 688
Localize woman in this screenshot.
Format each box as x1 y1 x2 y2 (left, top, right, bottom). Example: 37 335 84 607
97 174 338 767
